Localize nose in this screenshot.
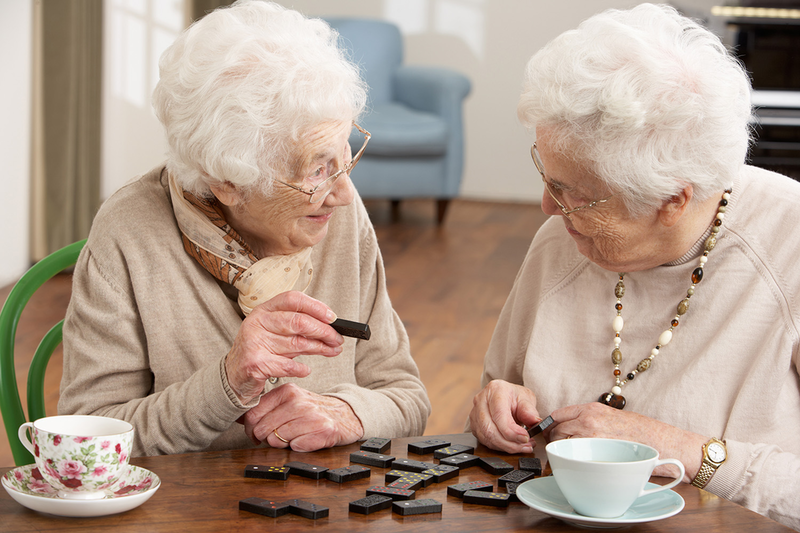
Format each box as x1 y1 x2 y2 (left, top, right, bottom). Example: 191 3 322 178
323 172 355 207
541 187 562 217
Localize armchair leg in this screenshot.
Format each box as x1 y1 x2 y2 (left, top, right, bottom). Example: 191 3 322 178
436 199 450 225
391 199 402 222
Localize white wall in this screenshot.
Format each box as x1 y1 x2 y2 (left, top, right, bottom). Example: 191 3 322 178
0 0 33 287
101 0 184 198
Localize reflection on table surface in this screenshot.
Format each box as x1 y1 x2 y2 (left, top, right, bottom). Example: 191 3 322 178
1 433 793 532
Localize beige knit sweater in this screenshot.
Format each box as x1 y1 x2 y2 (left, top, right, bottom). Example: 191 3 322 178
59 166 431 456
478 165 800 529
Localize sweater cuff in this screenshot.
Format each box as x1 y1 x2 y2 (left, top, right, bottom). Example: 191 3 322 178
216 356 260 413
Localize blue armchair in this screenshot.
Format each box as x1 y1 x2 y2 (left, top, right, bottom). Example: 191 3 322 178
325 18 472 224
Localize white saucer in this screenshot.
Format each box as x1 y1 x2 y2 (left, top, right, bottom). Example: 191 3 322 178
517 476 684 529
2 463 160 517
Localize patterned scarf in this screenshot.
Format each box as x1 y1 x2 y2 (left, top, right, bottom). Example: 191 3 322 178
168 172 313 316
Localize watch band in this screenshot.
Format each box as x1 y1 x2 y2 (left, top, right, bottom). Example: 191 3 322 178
691 461 717 489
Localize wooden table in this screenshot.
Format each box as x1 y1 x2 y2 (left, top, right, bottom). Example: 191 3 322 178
1 433 792 532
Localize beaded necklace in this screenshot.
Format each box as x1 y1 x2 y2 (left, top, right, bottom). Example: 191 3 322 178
598 188 732 410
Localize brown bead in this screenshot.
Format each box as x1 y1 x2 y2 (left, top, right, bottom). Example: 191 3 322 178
611 348 622 364
615 303 623 310
714 218 722 226
692 267 704 284
705 235 717 252
613 369 621 376
671 319 679 327
615 281 626 298
598 393 626 410
677 298 690 315
637 359 651 372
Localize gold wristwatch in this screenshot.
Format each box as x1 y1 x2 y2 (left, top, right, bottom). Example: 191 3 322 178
691 437 727 489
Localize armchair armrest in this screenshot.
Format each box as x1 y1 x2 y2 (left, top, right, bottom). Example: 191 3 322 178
394 65 471 116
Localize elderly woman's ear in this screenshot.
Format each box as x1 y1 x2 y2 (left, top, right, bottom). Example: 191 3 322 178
657 184 694 228
209 181 243 207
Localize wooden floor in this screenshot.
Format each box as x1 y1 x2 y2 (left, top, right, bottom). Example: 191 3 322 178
0 198 548 467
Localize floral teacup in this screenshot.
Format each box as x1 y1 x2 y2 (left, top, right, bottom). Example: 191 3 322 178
18 415 134 500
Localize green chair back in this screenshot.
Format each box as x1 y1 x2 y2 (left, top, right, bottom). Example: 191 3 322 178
0 239 86 466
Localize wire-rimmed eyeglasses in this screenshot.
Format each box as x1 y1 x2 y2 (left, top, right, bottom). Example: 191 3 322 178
277 123 371 204
531 143 614 219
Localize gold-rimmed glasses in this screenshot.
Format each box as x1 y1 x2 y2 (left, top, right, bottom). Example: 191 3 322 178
277 123 371 204
531 143 614 219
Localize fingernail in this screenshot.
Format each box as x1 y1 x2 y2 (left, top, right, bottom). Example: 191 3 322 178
522 445 533 454
327 310 338 323
518 434 530 444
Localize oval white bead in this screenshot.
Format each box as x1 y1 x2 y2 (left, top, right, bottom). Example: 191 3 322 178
659 330 673 346
612 315 624 333
611 386 622 396
651 348 659 356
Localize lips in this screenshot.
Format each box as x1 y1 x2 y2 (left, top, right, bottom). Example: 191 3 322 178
307 210 334 222
564 220 581 237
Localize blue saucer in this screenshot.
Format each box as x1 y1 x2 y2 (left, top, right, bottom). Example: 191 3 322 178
517 476 684 529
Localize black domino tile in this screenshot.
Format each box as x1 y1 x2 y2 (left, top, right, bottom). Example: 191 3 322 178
283 461 328 479
388 477 425 491
518 457 543 476
497 469 537 487
385 470 433 487
439 453 480 469
349 494 394 515
421 464 459 483
433 444 475 459
361 437 392 454
479 456 514 475
350 450 396 468
447 480 494 498
407 439 451 455
392 498 443 516
244 464 290 480
238 497 291 517
504 482 520 502
366 485 416 500
391 458 438 473
285 499 329 519
463 490 511 507
325 465 371 483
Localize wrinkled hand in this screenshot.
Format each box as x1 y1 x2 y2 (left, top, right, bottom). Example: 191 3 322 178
225 291 343 404
468 379 542 454
546 402 707 481
242 383 364 452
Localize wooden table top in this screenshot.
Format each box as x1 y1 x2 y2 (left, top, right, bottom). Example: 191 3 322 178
1 433 792 532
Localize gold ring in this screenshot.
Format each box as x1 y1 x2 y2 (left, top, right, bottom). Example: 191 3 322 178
273 429 290 444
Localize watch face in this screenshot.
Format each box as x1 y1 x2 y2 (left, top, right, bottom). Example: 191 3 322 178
708 442 726 462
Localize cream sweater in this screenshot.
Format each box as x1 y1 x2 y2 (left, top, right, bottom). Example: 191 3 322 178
480 165 800 529
59 166 431 456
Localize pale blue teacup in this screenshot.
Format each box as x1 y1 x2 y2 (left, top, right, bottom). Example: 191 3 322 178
546 437 684 518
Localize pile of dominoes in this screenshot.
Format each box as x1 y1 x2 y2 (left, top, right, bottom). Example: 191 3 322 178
239 437 543 519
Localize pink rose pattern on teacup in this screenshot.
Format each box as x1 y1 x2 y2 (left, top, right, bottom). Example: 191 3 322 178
3 464 157 500
30 426 133 495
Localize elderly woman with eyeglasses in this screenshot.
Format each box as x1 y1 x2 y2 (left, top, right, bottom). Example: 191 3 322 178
59 0 430 456
468 4 800 527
